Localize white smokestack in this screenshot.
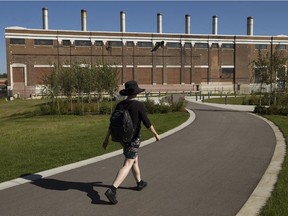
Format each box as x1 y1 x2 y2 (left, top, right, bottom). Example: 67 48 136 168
42 8 48 30
120 11 126 32
185 14 190 34
81 9 87 31
212 15 218 35
157 13 162 33
247 16 254 36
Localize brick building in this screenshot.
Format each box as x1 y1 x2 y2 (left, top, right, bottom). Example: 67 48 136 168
5 9 288 98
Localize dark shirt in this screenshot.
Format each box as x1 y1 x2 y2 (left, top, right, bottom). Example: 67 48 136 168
116 99 151 138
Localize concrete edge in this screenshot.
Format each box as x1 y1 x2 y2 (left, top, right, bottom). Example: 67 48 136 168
236 114 286 216
185 96 255 112
0 109 196 191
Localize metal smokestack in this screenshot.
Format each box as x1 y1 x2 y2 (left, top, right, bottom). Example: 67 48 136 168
247 16 254 36
157 13 162 33
185 14 190 34
42 8 48 30
81 9 87 31
120 11 126 32
212 15 218 35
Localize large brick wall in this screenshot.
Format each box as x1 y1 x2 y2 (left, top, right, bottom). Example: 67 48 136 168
5 28 288 97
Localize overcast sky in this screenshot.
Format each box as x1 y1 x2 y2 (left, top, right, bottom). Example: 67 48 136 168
1 1 288 74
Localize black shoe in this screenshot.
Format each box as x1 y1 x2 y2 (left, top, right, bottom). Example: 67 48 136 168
137 180 147 191
105 188 118 204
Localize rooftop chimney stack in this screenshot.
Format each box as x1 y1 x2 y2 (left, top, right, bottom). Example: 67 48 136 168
81 9 87 31
157 13 162 33
247 16 254 36
42 8 48 30
120 11 126 32
212 15 218 35
185 14 190 34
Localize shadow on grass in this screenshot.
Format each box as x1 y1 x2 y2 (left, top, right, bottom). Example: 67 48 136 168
21 173 137 205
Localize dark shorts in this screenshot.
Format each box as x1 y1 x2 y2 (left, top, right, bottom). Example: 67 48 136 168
122 138 141 159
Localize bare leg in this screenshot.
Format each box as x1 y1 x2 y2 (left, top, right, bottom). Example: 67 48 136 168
132 156 141 183
112 158 135 188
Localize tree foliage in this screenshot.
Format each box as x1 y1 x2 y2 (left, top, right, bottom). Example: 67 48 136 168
251 48 288 92
42 63 119 114
250 48 288 105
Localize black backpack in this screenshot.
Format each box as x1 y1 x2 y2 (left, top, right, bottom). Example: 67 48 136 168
109 103 134 143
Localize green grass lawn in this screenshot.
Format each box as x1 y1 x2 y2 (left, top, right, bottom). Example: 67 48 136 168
0 99 189 183
259 115 288 216
204 96 249 105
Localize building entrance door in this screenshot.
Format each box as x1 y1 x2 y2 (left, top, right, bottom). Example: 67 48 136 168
12 67 26 98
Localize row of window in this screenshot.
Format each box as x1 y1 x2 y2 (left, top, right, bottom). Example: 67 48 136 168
9 38 287 50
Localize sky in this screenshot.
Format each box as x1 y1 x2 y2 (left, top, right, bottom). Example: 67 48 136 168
1 0 288 74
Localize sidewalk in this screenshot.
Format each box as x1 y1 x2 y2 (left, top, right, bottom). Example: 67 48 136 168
185 96 285 216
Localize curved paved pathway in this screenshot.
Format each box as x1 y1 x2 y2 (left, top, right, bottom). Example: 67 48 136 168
0 101 276 216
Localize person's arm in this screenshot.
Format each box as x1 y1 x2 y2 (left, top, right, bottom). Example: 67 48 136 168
102 129 110 150
148 125 160 141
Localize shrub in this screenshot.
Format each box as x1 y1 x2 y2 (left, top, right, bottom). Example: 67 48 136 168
143 100 157 114
99 104 111 115
254 105 268 115
73 103 83 115
171 97 187 112
254 104 288 116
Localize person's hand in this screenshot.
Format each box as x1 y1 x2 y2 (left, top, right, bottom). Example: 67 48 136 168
102 139 109 150
102 129 110 150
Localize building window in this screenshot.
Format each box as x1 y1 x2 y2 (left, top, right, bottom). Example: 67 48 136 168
126 41 134 47
194 43 208 48
34 39 53 46
167 42 181 48
276 44 286 50
211 43 219 48
255 44 267 50
95 41 103 46
137 42 153 48
108 41 123 47
62 40 71 46
221 68 234 79
184 43 192 48
10 38 25 45
254 67 267 83
75 40 92 46
222 43 235 49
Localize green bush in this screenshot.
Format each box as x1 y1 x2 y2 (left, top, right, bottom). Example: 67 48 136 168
171 97 187 112
254 105 267 115
73 103 83 115
254 105 288 116
38 95 187 115
143 100 157 114
99 104 111 115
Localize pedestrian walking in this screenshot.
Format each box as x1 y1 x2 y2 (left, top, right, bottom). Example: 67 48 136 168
102 80 160 204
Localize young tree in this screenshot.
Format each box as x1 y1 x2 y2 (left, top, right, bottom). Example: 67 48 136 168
42 65 62 113
250 48 288 105
42 62 119 114
101 64 119 113
58 66 75 111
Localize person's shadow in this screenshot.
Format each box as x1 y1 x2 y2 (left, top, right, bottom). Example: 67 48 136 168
21 174 137 205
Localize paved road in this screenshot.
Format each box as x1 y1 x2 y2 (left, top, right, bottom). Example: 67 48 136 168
0 102 276 216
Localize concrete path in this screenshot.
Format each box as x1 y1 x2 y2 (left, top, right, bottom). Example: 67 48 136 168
0 100 280 216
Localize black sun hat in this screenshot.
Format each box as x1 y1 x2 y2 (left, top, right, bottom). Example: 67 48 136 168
119 80 145 96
